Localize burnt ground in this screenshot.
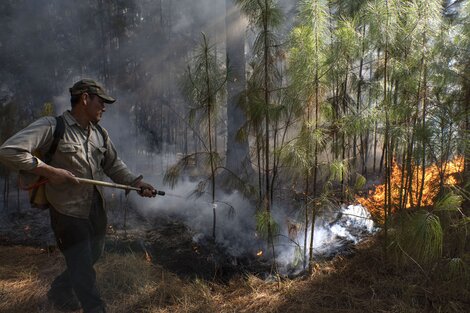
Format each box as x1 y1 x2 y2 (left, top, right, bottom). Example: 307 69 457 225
0 201 369 283
0 206 272 282
106 219 272 282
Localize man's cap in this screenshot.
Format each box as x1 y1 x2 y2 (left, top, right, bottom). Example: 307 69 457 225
69 79 116 104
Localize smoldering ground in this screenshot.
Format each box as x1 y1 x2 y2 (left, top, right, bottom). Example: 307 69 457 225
121 167 376 275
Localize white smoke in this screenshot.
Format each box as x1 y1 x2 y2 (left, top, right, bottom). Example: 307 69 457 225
275 204 376 274
131 176 260 256
124 163 376 274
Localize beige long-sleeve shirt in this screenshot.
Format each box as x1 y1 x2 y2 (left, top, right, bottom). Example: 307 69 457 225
0 110 139 218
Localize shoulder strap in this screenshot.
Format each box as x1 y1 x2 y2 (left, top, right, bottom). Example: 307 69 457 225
43 116 65 164
94 123 112 167
94 123 108 147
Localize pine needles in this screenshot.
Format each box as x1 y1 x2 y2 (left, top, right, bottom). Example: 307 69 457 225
392 210 443 269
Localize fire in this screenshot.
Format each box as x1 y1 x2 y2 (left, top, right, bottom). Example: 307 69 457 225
257 250 263 257
107 225 116 235
357 156 464 221
144 250 152 263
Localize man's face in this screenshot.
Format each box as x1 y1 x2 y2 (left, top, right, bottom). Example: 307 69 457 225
84 94 106 123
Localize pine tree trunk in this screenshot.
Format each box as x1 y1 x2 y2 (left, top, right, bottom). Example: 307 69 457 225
464 84 470 215
225 0 253 178
303 175 309 270
355 25 365 176
417 62 428 209
382 11 390 258
257 135 263 201
262 0 274 261
202 34 217 239
341 72 348 201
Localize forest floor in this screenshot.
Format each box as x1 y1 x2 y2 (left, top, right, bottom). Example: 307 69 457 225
1 234 468 313
0 198 468 313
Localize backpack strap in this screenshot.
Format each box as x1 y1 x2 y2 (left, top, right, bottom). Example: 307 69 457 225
43 116 65 164
94 123 108 146
29 116 65 209
94 123 114 167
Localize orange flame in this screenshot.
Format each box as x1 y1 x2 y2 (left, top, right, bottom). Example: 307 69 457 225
357 156 464 221
144 250 152 263
257 250 263 257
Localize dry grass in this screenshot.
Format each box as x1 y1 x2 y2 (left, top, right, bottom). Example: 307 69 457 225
96 253 217 313
0 238 468 313
0 246 66 313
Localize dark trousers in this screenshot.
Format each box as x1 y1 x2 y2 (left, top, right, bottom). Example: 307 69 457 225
49 189 107 313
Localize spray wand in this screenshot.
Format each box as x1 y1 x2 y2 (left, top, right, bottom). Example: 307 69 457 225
76 177 165 196
23 176 166 196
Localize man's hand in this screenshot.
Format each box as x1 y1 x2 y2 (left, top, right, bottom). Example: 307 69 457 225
48 168 80 185
31 163 79 185
135 181 157 197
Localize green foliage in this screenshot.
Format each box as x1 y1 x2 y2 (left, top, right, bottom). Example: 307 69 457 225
183 33 226 129
334 18 361 60
163 152 222 189
433 189 468 259
172 0 469 275
255 210 279 241
279 141 311 174
435 257 470 299
167 32 226 208
163 154 192 188
235 0 283 29
434 192 463 212
291 245 304 269
455 216 470 228
278 124 327 177
329 159 349 183
366 0 402 47
340 112 370 137
237 0 283 93
445 258 467 283
320 102 335 121
404 0 442 45
354 174 366 190
289 0 329 101
392 211 443 268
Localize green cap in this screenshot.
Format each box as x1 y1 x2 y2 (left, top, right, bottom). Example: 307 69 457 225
69 79 116 103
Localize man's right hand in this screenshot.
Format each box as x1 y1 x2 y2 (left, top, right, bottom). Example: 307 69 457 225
30 163 80 185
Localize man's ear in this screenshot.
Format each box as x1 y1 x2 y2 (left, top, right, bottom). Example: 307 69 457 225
81 93 89 105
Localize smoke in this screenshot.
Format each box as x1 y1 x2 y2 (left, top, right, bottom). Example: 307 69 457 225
128 177 260 257
121 160 376 274
274 203 376 274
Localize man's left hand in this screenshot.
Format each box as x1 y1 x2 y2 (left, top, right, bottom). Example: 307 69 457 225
135 181 157 197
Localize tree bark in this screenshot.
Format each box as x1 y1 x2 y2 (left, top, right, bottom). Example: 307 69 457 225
225 0 253 179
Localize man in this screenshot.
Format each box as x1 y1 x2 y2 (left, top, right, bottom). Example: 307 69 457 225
0 79 156 313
